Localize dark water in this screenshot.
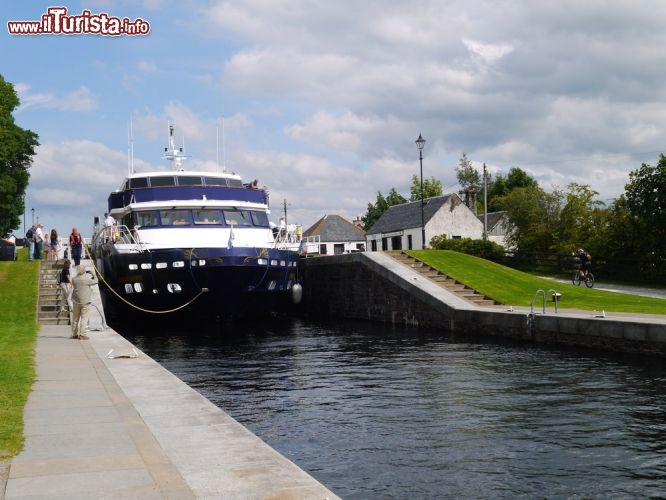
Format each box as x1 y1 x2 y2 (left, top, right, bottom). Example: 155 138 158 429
123 318 666 499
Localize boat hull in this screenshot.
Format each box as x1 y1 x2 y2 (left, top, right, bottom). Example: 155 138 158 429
92 244 300 327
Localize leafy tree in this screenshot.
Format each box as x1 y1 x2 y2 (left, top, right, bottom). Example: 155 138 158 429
362 188 407 230
0 74 39 235
496 186 563 253
623 156 666 273
553 183 605 252
488 167 538 211
455 153 481 193
409 174 443 201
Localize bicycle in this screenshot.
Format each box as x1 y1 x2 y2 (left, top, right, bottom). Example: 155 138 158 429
572 266 595 288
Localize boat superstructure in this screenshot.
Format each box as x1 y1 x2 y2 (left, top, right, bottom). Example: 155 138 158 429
91 125 302 325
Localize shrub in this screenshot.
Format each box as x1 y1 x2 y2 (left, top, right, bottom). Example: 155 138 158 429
429 235 505 262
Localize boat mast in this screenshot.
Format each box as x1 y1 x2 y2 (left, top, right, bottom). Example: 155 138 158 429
162 122 189 170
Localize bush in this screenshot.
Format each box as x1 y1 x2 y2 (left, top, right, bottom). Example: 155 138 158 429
429 235 505 262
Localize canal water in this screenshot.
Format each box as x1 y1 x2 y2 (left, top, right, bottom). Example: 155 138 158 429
122 318 666 498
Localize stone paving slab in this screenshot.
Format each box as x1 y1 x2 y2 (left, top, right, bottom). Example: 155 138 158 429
6 323 339 499
6 325 195 500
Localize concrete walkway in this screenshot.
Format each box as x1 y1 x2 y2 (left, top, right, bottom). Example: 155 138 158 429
5 325 338 499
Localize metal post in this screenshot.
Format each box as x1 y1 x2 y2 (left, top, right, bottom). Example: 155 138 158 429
31 207 34 225
420 149 425 249
483 163 488 240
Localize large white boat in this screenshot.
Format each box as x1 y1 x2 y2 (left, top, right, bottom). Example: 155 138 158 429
91 125 303 326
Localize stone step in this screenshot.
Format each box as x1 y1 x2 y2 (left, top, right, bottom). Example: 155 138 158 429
39 318 70 325
475 299 496 306
440 283 466 290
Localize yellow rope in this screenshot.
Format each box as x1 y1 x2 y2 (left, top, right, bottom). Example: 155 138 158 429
84 243 206 314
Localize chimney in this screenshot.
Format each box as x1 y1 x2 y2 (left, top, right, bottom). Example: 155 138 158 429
464 187 478 215
353 215 363 228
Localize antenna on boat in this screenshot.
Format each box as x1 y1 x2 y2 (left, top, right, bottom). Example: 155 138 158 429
222 116 226 173
162 122 190 170
130 114 135 174
216 119 220 171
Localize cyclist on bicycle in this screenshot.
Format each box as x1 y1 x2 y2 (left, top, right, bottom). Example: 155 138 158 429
575 248 592 278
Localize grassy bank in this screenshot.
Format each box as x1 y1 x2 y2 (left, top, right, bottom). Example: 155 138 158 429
405 250 666 315
0 258 39 459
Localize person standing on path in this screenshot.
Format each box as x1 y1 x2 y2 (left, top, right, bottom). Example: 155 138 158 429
26 224 35 261
33 224 44 260
59 259 73 312
71 265 98 340
69 227 83 266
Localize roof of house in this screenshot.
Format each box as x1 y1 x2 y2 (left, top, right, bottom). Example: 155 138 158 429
477 211 507 231
303 214 366 242
366 194 459 235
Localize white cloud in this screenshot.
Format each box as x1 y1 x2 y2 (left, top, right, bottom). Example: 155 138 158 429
16 84 97 113
462 39 514 64
138 60 157 73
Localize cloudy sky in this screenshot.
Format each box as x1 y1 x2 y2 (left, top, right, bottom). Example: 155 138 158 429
3 0 666 236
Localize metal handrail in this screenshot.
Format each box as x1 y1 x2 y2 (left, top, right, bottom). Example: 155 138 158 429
530 288 560 314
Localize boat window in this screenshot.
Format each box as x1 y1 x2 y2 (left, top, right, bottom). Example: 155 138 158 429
150 176 176 187
203 176 227 187
223 209 252 226
177 176 203 186
121 213 134 229
160 209 192 226
123 179 129 190
228 178 243 188
136 211 159 227
129 177 149 189
193 209 222 225
249 211 269 227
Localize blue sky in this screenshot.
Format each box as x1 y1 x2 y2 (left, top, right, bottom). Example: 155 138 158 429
3 0 666 237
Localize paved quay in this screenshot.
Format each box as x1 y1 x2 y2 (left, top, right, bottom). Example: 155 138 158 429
5 324 338 499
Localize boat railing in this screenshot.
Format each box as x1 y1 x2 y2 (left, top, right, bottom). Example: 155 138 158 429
298 235 321 256
273 224 303 249
92 224 146 253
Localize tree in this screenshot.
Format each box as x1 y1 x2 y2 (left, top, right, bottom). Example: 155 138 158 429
496 186 563 253
455 153 480 193
0 74 39 235
552 183 605 252
362 188 407 230
623 156 666 273
409 174 443 201
488 167 538 211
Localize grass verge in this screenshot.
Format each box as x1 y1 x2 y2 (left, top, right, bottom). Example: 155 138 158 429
405 250 666 315
0 258 39 460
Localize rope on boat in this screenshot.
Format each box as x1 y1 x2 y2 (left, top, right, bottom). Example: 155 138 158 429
84 244 207 314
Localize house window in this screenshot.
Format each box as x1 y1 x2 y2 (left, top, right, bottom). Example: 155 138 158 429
407 235 412 250
452 235 462 240
319 244 328 255
371 240 377 251
334 244 344 255
356 243 365 251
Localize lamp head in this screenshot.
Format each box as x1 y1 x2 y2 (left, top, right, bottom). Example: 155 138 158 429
415 133 426 151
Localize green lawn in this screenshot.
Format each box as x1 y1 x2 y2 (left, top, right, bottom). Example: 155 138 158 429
405 250 666 315
0 257 39 459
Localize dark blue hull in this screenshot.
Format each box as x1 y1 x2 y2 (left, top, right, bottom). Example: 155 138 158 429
92 244 300 326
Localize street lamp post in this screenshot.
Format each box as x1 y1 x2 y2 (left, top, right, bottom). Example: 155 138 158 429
31 208 34 225
415 134 426 249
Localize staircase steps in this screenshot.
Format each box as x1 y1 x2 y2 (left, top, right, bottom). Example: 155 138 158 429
389 251 501 307
37 261 70 325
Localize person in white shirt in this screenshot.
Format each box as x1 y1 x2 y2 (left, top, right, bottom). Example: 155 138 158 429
103 213 116 242
34 224 45 260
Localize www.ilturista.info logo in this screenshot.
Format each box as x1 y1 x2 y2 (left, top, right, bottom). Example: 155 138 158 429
7 7 150 36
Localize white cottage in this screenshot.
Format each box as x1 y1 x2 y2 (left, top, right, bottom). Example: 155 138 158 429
366 194 483 251
303 214 366 255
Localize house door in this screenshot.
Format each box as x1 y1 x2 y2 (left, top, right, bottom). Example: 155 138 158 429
333 244 344 255
391 236 402 250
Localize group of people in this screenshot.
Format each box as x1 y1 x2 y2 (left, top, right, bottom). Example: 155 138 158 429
58 260 99 340
25 225 83 265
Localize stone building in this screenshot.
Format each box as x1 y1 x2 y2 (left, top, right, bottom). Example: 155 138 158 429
365 194 483 251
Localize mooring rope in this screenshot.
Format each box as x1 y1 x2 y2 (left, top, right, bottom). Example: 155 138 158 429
83 243 206 314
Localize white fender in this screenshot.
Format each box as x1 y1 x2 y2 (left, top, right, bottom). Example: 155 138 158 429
291 283 303 304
